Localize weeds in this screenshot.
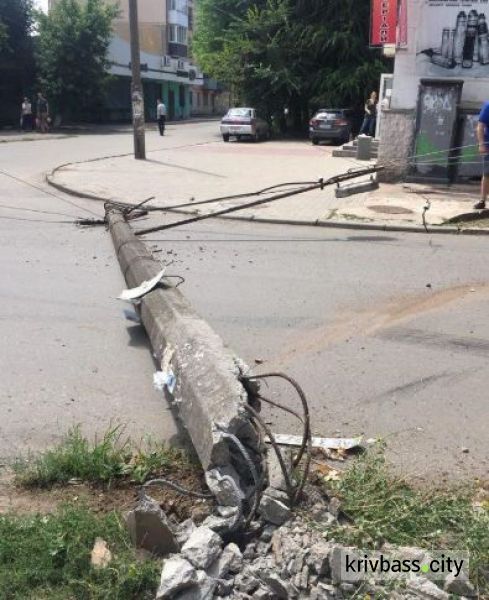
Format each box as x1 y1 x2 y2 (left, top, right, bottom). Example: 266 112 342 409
0 504 159 599
13 426 188 488
323 447 489 592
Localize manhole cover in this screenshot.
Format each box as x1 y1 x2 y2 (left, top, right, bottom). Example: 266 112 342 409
368 204 414 215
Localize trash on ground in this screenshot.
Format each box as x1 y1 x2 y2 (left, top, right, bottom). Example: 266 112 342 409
118 268 166 302
268 434 364 451
154 370 176 394
123 308 141 323
90 538 112 568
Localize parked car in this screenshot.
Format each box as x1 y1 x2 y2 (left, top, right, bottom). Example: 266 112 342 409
309 109 354 145
220 108 271 142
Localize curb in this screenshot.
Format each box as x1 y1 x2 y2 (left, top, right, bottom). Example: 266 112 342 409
46 168 489 237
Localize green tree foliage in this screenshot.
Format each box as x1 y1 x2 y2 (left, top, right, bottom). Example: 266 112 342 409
0 0 35 125
193 0 389 128
36 0 118 121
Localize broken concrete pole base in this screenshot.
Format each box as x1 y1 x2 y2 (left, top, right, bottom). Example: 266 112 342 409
125 495 179 556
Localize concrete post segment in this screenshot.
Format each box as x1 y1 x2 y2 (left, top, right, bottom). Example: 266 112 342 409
107 208 261 487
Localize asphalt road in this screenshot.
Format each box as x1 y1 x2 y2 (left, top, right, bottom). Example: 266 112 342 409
1 121 487 484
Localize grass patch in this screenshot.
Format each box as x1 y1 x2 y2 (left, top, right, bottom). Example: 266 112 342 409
0 503 159 599
13 426 188 488
322 447 489 592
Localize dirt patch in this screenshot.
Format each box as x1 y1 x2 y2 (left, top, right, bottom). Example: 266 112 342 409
368 204 414 215
0 465 212 521
269 283 489 366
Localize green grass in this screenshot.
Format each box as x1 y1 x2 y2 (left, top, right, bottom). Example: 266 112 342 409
0 504 159 599
13 426 188 488
322 447 489 592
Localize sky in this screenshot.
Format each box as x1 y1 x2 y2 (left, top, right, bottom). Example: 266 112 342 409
34 0 48 13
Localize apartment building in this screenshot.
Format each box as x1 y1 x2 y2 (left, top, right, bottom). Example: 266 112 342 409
49 0 207 121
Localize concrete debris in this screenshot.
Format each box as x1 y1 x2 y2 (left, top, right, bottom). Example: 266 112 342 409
407 577 450 599
174 570 217 600
90 537 112 569
205 466 246 508
267 447 293 492
156 556 197 599
181 526 223 570
258 488 292 526
125 496 179 556
203 505 242 534
174 518 196 547
262 573 289 598
443 572 476 597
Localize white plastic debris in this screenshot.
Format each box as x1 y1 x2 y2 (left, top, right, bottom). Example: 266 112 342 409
267 434 364 451
153 370 176 394
118 268 166 302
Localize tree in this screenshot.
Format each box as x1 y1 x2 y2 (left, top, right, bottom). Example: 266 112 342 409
0 0 35 125
193 0 390 129
36 0 118 121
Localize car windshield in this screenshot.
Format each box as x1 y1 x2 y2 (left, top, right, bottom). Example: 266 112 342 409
227 108 252 118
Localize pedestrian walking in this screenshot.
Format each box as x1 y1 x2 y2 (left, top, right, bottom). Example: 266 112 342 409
20 97 33 131
359 91 378 137
157 98 167 136
36 92 50 133
474 100 489 209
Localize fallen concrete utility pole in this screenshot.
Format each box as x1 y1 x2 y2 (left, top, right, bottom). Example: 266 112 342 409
107 207 263 514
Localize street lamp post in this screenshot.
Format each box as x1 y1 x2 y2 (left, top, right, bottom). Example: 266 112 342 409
128 0 146 160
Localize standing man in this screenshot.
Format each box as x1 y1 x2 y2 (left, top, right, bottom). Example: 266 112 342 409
20 97 33 131
359 91 378 137
157 98 167 136
36 92 49 133
474 101 489 209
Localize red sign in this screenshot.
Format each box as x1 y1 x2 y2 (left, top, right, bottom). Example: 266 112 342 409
370 0 397 46
396 0 408 47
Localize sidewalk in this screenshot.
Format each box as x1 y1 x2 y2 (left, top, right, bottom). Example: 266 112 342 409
47 138 487 234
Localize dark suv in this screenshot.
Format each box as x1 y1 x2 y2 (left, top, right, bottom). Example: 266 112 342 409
309 109 353 145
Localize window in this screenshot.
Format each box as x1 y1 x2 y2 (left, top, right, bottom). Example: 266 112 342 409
169 24 187 45
170 0 188 14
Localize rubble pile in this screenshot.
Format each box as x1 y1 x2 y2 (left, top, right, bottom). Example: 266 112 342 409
127 495 476 599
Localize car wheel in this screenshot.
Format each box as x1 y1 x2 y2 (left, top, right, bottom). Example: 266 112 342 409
222 134 230 142
312 138 319 145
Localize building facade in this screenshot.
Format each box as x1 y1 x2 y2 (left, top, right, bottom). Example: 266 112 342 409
49 0 228 121
378 0 489 182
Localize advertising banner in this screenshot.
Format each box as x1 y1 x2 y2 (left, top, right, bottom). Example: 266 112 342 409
417 0 489 77
397 0 408 47
371 0 398 46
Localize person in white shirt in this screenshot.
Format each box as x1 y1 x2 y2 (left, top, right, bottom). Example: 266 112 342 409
21 97 33 131
156 99 167 136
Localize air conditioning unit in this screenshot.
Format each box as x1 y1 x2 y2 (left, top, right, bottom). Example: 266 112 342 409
162 55 172 68
177 59 185 70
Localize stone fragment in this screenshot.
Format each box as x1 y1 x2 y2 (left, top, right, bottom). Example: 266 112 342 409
259 492 292 526
202 508 241 534
235 573 260 594
205 466 245 507
327 497 341 518
443 572 476 597
407 577 449 599
175 519 196 547
329 545 357 584
215 577 234 597
208 543 243 578
254 586 272 599
267 447 293 491
243 543 256 560
174 570 217 600
156 556 197 599
307 541 332 576
339 582 356 593
260 524 277 543
300 565 310 589
181 526 223 570
256 541 271 556
126 496 179 556
263 573 289 599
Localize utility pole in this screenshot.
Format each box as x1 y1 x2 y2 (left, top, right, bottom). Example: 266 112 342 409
128 0 146 159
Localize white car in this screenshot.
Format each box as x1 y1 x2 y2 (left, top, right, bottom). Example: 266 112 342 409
220 107 271 142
